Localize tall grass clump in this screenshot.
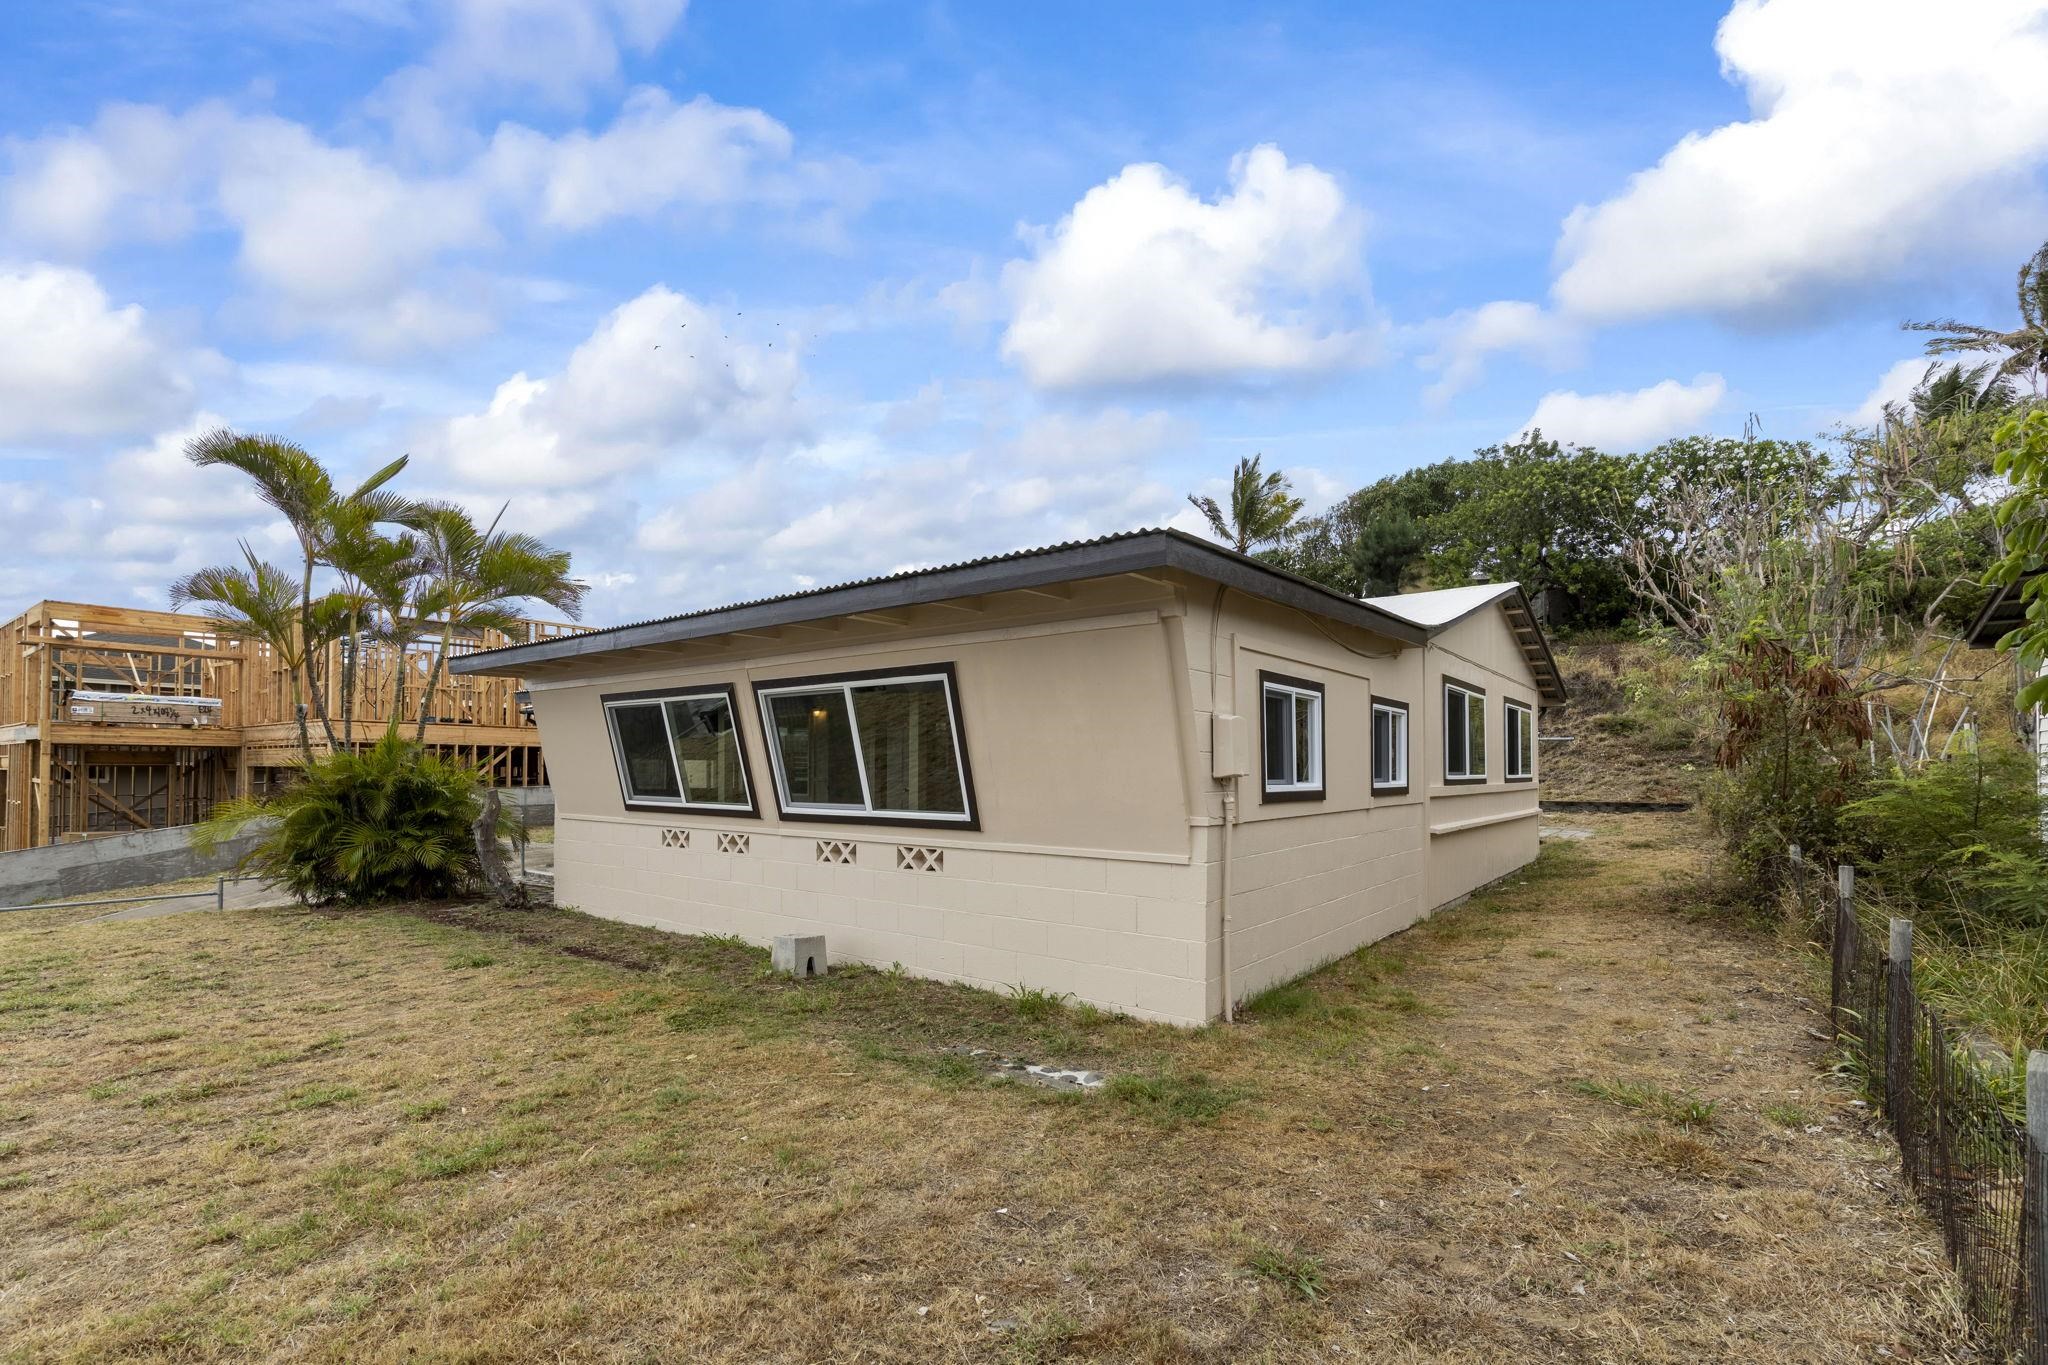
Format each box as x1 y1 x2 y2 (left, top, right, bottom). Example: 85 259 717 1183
195 728 519 905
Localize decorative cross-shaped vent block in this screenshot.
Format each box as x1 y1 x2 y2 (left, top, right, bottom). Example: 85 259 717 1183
895 845 944 873
659 828 689 849
716 832 750 855
816 839 857 865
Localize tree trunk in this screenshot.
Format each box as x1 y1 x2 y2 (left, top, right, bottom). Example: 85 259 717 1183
302 560 340 751
471 785 521 906
289 668 314 765
416 620 453 744
340 605 359 748
390 617 408 727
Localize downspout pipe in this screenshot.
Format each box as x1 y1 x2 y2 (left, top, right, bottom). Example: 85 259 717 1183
1208 581 1238 1023
1220 776 1237 1023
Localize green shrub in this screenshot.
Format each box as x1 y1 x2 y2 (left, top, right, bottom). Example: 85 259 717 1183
196 728 517 905
1840 745 2044 931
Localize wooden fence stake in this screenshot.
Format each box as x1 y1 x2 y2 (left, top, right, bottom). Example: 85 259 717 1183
1830 864 1856 1032
2027 1049 2046 1358
1885 917 1914 1138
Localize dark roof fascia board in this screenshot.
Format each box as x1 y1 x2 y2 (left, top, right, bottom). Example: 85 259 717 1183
1497 588 1568 708
1389 584 1565 708
451 530 1426 677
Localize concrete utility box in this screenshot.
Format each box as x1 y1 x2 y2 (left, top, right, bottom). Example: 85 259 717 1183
772 934 827 978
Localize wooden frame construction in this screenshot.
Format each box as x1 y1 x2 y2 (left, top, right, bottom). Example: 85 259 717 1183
0 600 576 851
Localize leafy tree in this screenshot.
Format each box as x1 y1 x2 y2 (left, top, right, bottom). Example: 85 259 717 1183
1187 454 1305 554
1267 458 1461 593
403 501 586 741
1427 433 1642 627
185 430 408 750
194 728 521 905
1906 238 2048 392
1346 508 1426 596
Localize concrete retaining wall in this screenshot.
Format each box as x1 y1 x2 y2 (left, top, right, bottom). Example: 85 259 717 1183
0 823 272 907
0 785 553 906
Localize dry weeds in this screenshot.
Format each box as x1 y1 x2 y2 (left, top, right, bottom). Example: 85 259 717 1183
0 814 1970 1362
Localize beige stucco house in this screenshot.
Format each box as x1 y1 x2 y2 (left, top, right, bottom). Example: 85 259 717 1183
453 529 1565 1025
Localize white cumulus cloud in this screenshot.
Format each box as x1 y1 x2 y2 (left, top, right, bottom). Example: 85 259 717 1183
1552 0 2048 323
998 145 1371 389
422 284 806 489
2 85 813 353
0 264 210 443
481 88 795 230
368 0 691 155
1418 299 1583 404
1514 374 1727 449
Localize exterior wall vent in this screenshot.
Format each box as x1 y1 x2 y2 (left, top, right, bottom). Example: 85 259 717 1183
659 828 689 849
895 845 943 873
816 839 857 865
716 832 750 855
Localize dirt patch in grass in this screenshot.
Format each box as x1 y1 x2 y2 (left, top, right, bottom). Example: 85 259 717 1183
0 813 1968 1362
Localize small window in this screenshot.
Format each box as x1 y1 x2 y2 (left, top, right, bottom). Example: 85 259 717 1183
1260 672 1325 800
1444 679 1487 783
756 665 976 826
1504 699 1535 781
603 685 756 813
1372 698 1409 794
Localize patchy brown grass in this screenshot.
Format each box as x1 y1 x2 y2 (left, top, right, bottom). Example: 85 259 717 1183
1543 643 1712 804
0 814 1969 1363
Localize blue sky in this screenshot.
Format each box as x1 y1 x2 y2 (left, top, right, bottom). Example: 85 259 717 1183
2 0 2045 625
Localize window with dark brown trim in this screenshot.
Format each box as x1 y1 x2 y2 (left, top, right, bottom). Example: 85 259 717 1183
753 663 979 829
1372 697 1409 795
601 683 758 816
1443 677 1487 784
1260 671 1325 802
1504 698 1535 782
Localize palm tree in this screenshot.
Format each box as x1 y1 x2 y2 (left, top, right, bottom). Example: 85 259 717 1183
185 430 409 750
169 545 329 761
1187 454 1306 554
1909 362 2016 422
403 501 587 742
1905 239 2048 392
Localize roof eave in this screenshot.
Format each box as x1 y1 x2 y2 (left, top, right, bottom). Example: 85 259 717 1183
450 529 1427 676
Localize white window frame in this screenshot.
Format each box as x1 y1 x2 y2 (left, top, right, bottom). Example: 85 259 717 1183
755 668 975 825
602 688 754 813
1372 699 1409 793
1260 674 1326 799
1443 679 1488 783
1504 698 1535 781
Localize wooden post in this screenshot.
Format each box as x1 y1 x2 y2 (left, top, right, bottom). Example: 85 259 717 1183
1885 917 1914 1137
1830 864 1856 1032
2027 1050 2046 1358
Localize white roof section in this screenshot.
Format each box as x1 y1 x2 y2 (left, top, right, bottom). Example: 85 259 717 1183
1359 580 1566 706
1358 581 1520 630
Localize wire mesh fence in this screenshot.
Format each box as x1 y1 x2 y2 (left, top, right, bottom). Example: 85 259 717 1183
1794 852 2044 1363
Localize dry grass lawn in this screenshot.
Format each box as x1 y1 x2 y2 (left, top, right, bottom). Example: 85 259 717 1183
0 815 1971 1362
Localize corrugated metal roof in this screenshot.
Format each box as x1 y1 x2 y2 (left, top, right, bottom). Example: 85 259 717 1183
1359 581 1521 629
571 528 1169 639
452 527 1432 675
